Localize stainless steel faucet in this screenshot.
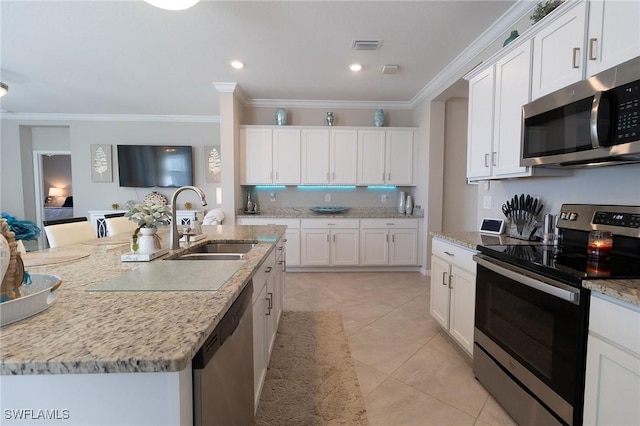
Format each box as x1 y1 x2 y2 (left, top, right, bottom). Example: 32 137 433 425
170 186 208 249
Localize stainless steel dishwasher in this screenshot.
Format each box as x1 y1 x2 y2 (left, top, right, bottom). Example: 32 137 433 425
193 282 254 426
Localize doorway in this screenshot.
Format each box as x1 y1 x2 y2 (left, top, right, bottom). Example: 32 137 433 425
33 151 72 250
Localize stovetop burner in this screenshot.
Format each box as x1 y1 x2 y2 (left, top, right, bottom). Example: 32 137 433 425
477 243 640 286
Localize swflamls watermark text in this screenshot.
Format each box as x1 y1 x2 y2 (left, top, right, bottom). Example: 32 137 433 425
4 409 70 421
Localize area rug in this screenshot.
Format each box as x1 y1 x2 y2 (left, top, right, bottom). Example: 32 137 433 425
254 311 369 426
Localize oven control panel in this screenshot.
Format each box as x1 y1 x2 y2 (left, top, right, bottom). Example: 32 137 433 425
558 204 640 238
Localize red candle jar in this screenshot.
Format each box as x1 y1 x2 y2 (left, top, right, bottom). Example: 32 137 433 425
587 230 613 259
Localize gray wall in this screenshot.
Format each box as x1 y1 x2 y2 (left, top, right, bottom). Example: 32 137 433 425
1 119 221 226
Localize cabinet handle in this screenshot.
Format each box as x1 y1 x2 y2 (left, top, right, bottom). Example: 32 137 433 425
386 223 394 226
588 38 597 60
382 173 385 181
276 171 279 180
572 47 580 69
449 274 453 289
327 223 336 226
332 172 335 180
327 172 330 181
392 234 395 243
386 234 389 242
267 292 273 309
270 171 273 180
492 152 497 166
283 238 288 243
277 246 283 251
442 272 448 286
326 234 329 242
484 153 490 167
387 173 391 181
265 266 272 273
444 251 454 257
333 234 335 242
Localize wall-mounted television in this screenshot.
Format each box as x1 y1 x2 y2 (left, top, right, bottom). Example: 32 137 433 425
117 145 193 188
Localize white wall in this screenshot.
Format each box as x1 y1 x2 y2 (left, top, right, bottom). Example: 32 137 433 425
476 165 640 226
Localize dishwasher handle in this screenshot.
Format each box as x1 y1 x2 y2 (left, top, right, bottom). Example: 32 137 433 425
192 281 253 369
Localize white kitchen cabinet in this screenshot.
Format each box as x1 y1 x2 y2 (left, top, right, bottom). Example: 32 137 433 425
241 127 301 185
236 217 300 266
359 218 419 266
467 67 495 180
429 237 477 356
252 241 285 411
531 0 588 99
586 0 640 76
583 293 640 425
301 128 357 185
300 219 359 266
466 40 568 181
357 129 415 185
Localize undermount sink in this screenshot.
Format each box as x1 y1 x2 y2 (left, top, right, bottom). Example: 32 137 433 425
189 243 255 254
175 253 245 261
168 242 256 261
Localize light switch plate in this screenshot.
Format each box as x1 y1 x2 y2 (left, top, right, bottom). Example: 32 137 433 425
483 195 492 210
381 194 387 203
325 194 331 202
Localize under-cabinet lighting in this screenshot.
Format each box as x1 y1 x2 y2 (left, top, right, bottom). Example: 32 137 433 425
366 186 397 190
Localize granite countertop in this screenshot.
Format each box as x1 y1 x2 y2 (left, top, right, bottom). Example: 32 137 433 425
430 231 640 307
237 207 424 219
0 224 286 376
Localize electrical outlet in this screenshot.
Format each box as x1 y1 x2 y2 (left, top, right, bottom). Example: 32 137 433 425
483 195 492 210
325 194 331 202
381 194 387 203
269 192 276 202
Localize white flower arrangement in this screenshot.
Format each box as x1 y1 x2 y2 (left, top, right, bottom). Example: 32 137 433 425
124 200 172 228
124 200 172 253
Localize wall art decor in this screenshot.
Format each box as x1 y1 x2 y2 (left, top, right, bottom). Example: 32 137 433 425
90 144 112 182
205 145 221 183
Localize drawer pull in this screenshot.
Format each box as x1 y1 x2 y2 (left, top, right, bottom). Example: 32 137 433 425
589 38 597 60
265 266 272 273
572 47 580 69
444 251 454 256
449 274 453 289
386 223 394 226
442 272 447 286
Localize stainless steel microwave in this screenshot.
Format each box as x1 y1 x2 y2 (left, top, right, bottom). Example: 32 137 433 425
522 57 640 168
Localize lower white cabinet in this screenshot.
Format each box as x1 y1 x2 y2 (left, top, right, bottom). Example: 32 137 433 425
583 293 640 425
252 240 285 411
430 237 477 356
360 219 419 265
300 219 359 266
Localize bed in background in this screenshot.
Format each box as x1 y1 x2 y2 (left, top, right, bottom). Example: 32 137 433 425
43 196 74 222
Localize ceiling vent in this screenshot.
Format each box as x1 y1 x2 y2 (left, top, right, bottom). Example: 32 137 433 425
381 64 399 74
352 40 383 50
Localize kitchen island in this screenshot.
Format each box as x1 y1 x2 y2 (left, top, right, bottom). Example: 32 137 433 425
0 224 286 425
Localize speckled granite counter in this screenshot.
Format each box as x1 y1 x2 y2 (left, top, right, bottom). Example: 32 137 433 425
430 231 640 307
430 231 533 251
0 224 286 375
237 207 423 219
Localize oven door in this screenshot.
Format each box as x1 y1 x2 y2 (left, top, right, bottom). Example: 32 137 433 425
473 254 589 426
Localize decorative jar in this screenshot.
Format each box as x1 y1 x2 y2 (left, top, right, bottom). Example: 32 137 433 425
374 109 385 127
587 230 613 259
326 112 335 126
275 108 287 126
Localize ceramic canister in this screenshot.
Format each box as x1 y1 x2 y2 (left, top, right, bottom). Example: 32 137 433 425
397 191 406 214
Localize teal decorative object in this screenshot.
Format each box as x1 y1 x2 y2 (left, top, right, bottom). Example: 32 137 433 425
503 30 519 47
275 108 287 126
374 109 384 127
326 112 335 126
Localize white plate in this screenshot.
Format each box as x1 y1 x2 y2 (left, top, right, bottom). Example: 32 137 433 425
1 274 62 327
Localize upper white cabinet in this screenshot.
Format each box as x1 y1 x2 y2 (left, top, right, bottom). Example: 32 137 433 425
531 1 588 100
467 41 537 180
531 0 639 100
241 127 301 185
301 128 358 185
586 0 640 77
358 129 415 185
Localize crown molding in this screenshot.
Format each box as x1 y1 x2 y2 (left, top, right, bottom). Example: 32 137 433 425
246 98 413 110
213 82 238 93
409 0 535 107
0 112 219 123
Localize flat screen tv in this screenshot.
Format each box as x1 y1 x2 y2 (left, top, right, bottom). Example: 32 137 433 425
117 145 193 188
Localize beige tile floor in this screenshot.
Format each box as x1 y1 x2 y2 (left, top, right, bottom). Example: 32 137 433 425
284 271 518 426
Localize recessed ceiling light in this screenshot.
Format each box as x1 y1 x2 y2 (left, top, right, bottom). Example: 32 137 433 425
231 61 244 69
349 64 362 72
144 0 200 10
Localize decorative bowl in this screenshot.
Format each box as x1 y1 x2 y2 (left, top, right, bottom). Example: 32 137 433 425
309 207 350 214
1 274 62 327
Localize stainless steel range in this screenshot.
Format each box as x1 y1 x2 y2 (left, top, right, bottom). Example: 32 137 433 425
473 204 640 426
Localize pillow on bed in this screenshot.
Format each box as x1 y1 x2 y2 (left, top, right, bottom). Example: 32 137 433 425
61 196 73 207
